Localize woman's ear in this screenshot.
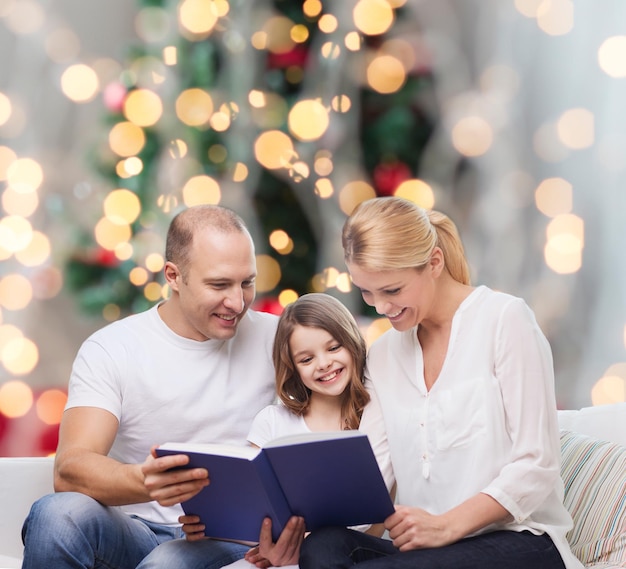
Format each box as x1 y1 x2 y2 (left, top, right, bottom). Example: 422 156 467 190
430 247 445 278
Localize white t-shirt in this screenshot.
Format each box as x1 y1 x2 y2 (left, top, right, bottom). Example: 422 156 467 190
247 403 310 447
66 304 278 525
363 285 583 569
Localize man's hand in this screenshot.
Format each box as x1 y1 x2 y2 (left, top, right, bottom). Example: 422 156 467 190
244 516 305 567
141 448 209 507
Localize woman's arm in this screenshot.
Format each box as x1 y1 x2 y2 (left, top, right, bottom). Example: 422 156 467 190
386 493 510 551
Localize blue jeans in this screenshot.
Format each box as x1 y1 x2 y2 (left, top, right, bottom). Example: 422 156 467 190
299 527 567 569
21 492 248 569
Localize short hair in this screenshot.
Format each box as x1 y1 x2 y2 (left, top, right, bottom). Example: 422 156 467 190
165 205 249 279
273 293 370 430
342 197 470 285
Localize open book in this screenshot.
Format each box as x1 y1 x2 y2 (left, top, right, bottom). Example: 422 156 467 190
156 430 394 542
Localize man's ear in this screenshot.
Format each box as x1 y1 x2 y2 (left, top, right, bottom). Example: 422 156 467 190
430 247 445 277
164 261 181 291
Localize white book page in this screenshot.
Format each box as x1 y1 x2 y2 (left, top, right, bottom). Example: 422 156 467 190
264 429 365 448
158 442 260 460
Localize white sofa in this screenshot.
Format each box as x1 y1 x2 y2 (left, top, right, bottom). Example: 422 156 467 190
1 403 625 569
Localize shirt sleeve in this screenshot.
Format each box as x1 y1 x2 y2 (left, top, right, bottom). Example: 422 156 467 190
65 338 123 420
482 297 562 523
359 381 396 494
246 405 277 448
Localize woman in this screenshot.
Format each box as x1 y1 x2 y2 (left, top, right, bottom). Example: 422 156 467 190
299 197 582 569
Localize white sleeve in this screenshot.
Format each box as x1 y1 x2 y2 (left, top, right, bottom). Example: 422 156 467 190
65 338 123 419
246 405 277 448
482 298 562 522
359 381 396 494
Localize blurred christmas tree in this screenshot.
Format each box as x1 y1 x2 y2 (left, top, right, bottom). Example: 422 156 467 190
65 0 436 319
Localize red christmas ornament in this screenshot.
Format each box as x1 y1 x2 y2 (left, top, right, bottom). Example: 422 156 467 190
253 297 284 315
373 161 412 196
267 46 308 69
94 248 120 267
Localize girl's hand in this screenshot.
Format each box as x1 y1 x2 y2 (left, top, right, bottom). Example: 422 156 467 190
385 505 454 551
244 545 272 568
179 514 207 541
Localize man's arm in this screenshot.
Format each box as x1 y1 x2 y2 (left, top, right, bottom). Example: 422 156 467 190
55 407 211 507
54 407 150 505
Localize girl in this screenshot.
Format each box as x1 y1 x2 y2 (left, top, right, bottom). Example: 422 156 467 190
182 293 393 567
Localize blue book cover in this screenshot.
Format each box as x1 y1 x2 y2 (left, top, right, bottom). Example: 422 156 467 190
157 431 394 542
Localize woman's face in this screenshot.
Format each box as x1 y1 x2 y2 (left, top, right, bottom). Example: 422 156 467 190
347 262 437 331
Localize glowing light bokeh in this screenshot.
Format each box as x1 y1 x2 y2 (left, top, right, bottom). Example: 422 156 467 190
124 89 163 127
61 64 99 103
104 189 142 225
0 380 33 418
182 175 221 206
178 0 219 36
353 0 395 36
557 108 594 150
6 158 43 194
536 0 574 36
367 55 406 94
254 130 295 169
394 179 435 209
255 255 282 293
94 217 132 250
598 36 626 78
1 336 39 375
15 231 51 267
535 178 573 217
288 99 330 141
36 389 68 425
451 116 494 157
176 88 214 127
339 181 376 215
108 122 146 157
0 92 11 126
278 289 299 306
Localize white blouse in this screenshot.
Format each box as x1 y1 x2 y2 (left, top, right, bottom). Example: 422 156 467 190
359 286 583 569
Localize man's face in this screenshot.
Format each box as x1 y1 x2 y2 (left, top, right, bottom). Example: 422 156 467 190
171 228 257 341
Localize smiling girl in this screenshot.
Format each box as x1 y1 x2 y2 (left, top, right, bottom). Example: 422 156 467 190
182 293 393 568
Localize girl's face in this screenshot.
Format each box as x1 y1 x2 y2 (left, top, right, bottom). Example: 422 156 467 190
346 262 437 332
289 325 354 400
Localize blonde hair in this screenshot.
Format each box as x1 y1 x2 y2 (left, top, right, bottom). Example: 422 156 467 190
273 293 370 430
342 197 470 285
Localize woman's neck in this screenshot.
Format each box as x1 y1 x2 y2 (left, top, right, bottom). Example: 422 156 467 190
422 272 474 332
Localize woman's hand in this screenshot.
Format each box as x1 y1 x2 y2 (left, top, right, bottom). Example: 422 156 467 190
385 505 455 551
179 514 207 542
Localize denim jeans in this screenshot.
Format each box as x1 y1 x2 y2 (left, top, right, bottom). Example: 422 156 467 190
21 492 248 569
299 527 567 569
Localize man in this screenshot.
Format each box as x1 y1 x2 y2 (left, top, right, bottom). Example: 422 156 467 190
22 205 304 569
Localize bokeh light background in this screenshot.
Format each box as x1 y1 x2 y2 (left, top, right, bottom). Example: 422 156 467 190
0 0 625 456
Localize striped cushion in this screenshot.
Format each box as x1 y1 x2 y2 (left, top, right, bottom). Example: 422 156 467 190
560 430 626 568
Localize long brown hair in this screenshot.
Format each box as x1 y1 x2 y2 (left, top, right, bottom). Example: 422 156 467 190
273 293 370 430
342 197 470 285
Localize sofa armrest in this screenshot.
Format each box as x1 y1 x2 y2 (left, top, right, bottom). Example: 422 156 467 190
0 457 54 561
